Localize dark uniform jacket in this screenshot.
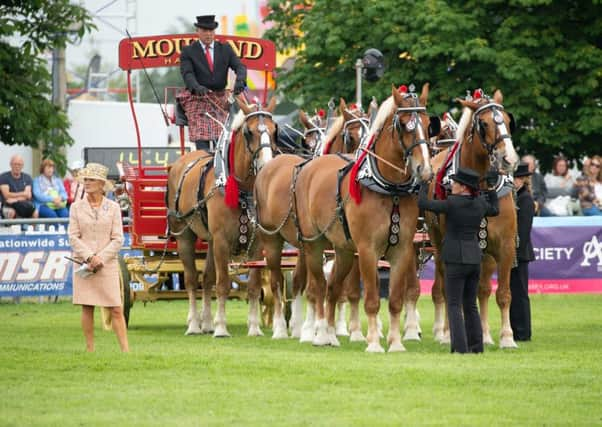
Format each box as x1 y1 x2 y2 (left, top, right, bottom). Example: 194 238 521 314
515 186 535 262
419 186 500 264
180 40 247 92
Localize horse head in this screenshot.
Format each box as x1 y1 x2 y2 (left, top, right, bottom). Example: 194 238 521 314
233 95 278 175
457 89 518 174
388 83 436 182
339 99 370 154
299 109 326 153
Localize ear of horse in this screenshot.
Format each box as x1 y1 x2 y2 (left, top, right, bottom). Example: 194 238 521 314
265 96 277 113
392 84 404 105
419 82 430 106
339 98 348 115
507 112 516 134
236 94 252 115
428 116 441 137
493 89 504 104
299 110 312 129
456 98 481 111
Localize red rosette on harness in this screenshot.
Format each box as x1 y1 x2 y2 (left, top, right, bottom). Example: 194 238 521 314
224 131 239 209
349 134 376 204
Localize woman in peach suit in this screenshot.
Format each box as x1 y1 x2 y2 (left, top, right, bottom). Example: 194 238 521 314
68 163 129 352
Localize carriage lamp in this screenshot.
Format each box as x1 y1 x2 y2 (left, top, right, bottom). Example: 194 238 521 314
355 48 385 109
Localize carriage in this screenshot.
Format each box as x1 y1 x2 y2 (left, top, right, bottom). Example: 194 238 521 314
116 32 290 326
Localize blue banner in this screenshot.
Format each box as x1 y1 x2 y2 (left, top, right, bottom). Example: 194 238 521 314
0 233 73 297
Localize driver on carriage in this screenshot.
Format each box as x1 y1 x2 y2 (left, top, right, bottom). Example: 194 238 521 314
179 14 247 152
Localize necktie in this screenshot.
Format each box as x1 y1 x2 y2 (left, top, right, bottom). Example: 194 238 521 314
204 45 213 72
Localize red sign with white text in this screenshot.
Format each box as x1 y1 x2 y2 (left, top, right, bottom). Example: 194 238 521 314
118 33 276 72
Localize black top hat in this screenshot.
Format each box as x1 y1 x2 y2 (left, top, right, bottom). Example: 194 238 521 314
449 167 480 191
195 15 219 30
513 162 533 178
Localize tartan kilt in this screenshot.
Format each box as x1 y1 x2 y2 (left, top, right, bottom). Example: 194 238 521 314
177 89 229 141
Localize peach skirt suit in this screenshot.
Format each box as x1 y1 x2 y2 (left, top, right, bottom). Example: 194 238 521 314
68 197 124 307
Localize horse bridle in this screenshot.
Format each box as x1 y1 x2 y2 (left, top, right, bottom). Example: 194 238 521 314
303 116 326 152
471 101 512 158
342 115 370 153
393 95 429 163
241 110 275 175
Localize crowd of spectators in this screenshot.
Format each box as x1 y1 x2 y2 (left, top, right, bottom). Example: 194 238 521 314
0 155 87 221
523 154 602 217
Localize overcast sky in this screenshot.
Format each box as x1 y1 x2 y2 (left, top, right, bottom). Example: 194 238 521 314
66 0 267 75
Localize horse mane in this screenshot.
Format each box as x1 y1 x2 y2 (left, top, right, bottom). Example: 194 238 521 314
367 95 395 141
323 115 344 143
456 106 473 142
231 109 246 131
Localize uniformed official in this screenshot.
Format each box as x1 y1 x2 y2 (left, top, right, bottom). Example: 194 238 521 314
510 162 535 341
419 167 500 353
179 14 247 152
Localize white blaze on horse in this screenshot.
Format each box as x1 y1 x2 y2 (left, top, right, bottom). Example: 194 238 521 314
166 94 278 337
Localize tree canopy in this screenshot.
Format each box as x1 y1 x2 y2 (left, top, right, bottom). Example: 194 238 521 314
0 0 94 169
265 0 602 170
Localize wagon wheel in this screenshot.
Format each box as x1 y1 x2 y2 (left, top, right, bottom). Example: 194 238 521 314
118 256 132 327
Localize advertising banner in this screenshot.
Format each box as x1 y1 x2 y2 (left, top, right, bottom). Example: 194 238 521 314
0 233 73 297
418 217 602 294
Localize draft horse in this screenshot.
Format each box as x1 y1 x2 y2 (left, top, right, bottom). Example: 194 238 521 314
253 99 369 340
166 94 278 337
294 84 434 351
415 89 519 348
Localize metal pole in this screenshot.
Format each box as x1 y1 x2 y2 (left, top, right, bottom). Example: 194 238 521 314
355 58 363 110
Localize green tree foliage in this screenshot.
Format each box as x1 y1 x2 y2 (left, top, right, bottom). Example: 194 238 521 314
0 0 94 170
265 0 602 169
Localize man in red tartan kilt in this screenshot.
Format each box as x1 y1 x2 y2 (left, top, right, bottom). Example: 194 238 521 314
179 14 247 151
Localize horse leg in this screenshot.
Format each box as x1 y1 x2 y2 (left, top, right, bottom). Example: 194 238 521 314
325 251 354 346
345 259 365 342
290 251 307 339
264 237 288 339
304 242 329 346
246 264 264 337
478 255 496 345
496 250 518 349
335 301 349 337
403 272 421 342
358 246 383 353
388 245 415 352
432 258 448 343
212 237 232 338
200 241 215 334
177 232 202 335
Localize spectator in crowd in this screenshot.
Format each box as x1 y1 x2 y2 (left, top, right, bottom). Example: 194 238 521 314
68 162 129 352
573 155 602 216
33 158 69 218
0 155 38 219
590 155 602 202
63 160 86 207
543 155 579 216
510 162 535 341
521 154 551 216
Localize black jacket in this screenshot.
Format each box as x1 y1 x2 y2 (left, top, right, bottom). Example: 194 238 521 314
515 186 535 262
180 40 247 92
419 186 500 264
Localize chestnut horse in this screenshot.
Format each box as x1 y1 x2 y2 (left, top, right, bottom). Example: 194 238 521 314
413 89 519 348
253 99 368 341
166 95 277 337
293 84 434 351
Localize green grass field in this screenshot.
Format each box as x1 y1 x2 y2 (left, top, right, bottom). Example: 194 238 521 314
1 294 601 426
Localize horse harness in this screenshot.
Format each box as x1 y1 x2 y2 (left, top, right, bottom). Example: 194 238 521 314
469 100 512 162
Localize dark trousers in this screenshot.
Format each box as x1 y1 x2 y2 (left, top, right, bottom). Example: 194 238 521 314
195 140 214 152
510 261 532 341
444 263 483 354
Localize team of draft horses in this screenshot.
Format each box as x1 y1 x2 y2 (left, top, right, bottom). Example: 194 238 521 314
165 82 525 354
